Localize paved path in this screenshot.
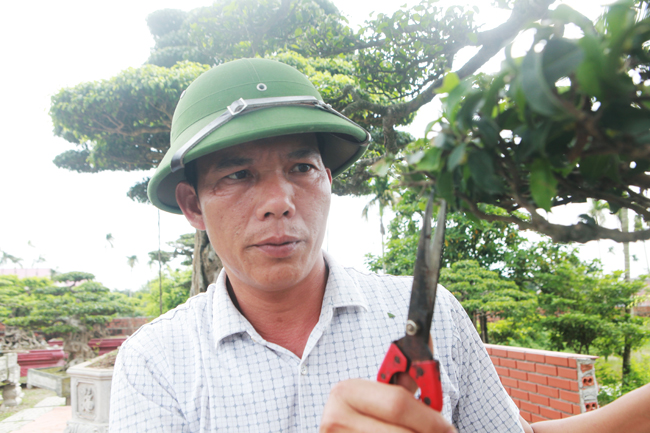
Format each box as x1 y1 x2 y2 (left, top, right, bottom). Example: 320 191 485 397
0 396 70 433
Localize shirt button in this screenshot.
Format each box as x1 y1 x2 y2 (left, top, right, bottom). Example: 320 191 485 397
301 366 308 375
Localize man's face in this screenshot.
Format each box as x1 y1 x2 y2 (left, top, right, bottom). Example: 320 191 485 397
177 133 332 293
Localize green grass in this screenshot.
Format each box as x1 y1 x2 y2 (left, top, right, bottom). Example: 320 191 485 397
0 386 58 422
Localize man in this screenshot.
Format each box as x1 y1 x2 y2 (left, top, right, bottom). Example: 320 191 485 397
109 58 524 432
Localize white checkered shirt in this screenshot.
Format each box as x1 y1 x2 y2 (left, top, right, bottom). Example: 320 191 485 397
109 252 523 432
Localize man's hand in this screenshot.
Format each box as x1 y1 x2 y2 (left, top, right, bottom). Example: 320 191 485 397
320 378 456 433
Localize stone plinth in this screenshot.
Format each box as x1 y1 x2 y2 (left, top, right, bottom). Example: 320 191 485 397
0 352 23 406
64 357 114 433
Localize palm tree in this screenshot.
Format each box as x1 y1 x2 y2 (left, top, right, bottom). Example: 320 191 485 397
588 199 608 261
106 233 115 248
361 177 397 273
634 214 649 273
0 251 23 268
126 255 138 272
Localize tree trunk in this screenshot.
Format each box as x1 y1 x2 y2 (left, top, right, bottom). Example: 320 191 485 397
480 313 489 344
621 208 631 281
190 230 223 297
620 208 632 381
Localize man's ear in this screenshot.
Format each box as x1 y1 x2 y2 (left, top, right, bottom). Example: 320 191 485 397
176 181 206 231
325 167 332 185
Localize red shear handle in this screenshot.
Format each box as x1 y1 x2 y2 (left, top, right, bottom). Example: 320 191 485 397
377 343 443 412
409 359 443 411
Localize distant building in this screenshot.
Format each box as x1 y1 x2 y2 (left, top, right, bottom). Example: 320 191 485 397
0 268 52 278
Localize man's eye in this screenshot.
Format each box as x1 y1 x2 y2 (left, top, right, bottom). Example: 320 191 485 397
226 170 248 180
293 164 313 173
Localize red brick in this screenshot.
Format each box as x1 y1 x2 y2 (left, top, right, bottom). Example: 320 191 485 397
520 411 533 422
571 381 579 391
485 347 493 355
540 406 562 420
558 367 578 380
521 401 540 414
560 390 581 404
495 366 509 377
525 352 545 363
517 361 536 372
536 364 558 376
538 385 560 399
512 398 522 409
501 358 517 368
546 356 569 367
573 404 583 415
490 356 500 366
562 412 574 419
549 398 575 414
531 413 546 423
528 373 548 385
519 381 537 393
568 358 577 368
581 376 596 387
529 393 549 406
501 377 518 388
548 377 574 391
508 350 526 360
580 363 594 372
511 388 528 401
510 370 528 381
492 348 508 357
504 386 511 394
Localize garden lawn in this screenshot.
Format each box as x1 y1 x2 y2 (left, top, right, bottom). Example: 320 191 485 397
0 387 57 422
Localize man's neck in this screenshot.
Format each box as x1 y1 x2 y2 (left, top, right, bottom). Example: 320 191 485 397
225 258 328 358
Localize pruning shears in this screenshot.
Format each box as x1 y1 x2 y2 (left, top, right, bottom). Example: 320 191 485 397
377 195 447 411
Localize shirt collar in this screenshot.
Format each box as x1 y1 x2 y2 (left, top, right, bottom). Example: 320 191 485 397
211 251 369 347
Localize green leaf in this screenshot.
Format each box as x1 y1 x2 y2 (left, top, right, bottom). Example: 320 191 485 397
437 171 454 204
542 39 584 84
575 35 605 98
550 5 596 35
481 72 507 119
417 147 443 172
448 143 468 171
520 50 567 117
457 91 484 131
579 155 614 183
371 158 390 177
529 158 558 211
467 150 503 194
437 72 460 94
475 118 500 149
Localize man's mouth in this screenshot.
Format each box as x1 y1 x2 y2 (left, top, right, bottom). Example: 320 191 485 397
252 236 301 257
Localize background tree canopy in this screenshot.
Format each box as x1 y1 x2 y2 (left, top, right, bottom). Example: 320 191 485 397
49 0 553 203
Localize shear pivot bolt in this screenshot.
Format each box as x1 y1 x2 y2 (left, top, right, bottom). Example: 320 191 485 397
405 320 419 336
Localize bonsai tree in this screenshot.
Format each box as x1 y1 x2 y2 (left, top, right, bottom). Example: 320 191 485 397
0 275 50 350
1 272 133 368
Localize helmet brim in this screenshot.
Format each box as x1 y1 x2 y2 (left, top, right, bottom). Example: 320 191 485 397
148 104 368 214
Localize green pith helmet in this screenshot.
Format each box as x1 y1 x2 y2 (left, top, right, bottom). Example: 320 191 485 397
148 58 370 214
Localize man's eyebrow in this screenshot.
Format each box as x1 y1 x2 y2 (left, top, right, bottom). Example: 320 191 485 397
211 156 253 171
287 147 320 160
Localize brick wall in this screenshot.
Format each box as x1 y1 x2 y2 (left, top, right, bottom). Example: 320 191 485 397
485 344 599 423
633 305 650 317
106 317 151 337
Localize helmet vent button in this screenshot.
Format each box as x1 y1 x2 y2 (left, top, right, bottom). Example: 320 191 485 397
257 83 267 91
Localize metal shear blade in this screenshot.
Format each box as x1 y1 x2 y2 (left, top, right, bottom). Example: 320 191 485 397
377 194 447 411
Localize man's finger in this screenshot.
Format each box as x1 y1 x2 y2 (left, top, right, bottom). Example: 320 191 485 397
327 379 455 433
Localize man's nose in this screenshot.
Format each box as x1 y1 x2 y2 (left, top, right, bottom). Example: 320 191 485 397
255 173 296 220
